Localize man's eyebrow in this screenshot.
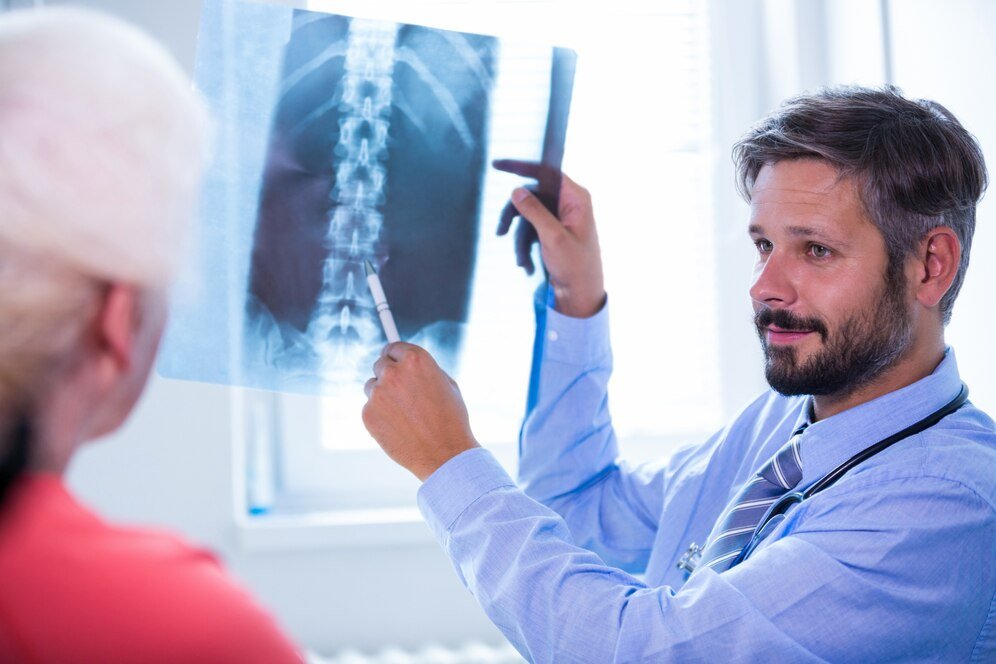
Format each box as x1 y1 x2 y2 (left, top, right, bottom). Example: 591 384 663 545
748 224 851 248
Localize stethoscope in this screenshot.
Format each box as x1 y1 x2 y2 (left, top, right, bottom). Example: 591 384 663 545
678 384 969 575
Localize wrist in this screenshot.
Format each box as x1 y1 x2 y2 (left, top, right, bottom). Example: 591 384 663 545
554 288 606 318
415 438 480 482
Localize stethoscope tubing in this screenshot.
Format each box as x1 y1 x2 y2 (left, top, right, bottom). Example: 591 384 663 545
731 383 970 568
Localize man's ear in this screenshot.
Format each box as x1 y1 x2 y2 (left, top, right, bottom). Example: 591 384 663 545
96 283 141 372
914 227 961 309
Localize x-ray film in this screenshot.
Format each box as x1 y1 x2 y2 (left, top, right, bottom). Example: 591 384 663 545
158 0 575 399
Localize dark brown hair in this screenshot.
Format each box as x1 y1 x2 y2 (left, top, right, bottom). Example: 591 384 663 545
0 416 30 508
733 85 988 323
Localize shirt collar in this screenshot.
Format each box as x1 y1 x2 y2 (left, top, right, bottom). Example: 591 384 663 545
796 347 963 488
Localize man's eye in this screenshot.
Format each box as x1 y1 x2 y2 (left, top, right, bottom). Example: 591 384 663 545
809 244 831 258
755 239 773 253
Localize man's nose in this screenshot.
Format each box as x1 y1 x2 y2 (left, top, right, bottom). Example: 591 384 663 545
749 251 797 306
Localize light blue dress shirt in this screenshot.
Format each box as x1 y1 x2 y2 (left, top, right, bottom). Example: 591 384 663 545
417 290 996 662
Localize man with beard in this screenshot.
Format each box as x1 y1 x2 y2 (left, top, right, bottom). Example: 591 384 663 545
361 86 995 661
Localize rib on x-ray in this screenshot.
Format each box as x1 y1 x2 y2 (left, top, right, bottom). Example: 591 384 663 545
246 12 496 385
157 0 575 399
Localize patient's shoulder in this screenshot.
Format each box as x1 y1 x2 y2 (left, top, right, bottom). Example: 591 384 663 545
0 475 300 663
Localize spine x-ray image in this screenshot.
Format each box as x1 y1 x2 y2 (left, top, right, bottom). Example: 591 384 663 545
157 0 575 400
246 12 497 386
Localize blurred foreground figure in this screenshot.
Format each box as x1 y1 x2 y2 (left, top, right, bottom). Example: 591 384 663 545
0 9 300 662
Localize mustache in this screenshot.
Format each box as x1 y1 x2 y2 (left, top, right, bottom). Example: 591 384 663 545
754 307 828 341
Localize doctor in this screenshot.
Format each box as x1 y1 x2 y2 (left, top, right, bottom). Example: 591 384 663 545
363 86 995 661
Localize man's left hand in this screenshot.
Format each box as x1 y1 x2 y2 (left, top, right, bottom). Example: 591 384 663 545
362 342 479 481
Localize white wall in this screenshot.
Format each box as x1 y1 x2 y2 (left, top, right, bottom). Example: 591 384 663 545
886 0 996 415
17 0 993 656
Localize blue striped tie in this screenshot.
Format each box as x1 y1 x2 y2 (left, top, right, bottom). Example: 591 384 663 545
698 425 806 572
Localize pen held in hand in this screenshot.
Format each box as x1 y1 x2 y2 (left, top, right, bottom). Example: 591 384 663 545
364 260 401 343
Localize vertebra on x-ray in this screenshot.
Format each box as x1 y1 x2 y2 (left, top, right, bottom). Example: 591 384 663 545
156 1 576 400
245 12 498 386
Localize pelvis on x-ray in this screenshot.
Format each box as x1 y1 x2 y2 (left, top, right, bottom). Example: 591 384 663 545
245 13 498 386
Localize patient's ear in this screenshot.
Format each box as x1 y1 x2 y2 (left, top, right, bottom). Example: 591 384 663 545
914 228 960 309
95 283 141 372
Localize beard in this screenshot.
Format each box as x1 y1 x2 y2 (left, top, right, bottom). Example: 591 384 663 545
755 264 915 397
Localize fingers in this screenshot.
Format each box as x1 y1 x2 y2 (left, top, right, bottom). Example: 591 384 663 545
373 354 389 379
511 188 564 245
369 342 419 395
365 342 442 414
497 199 517 236
372 342 428 378
515 220 538 274
561 172 579 195
499 185 558 236
559 173 591 210
384 341 418 363
560 175 591 211
494 159 566 246
493 159 561 197
492 159 545 180
373 342 414 380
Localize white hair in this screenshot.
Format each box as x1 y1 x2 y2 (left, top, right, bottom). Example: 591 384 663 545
0 6 209 287
0 7 208 413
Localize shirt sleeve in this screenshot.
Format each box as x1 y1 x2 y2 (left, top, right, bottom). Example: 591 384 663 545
417 450 994 663
516 285 670 573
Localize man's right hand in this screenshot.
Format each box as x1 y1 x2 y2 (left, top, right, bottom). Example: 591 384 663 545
493 159 606 319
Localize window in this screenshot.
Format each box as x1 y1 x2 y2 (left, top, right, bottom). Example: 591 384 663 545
235 0 720 526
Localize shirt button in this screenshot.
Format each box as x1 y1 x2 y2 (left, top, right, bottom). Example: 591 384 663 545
548 329 559 342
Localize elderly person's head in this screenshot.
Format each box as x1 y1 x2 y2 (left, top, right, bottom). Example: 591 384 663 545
0 8 207 499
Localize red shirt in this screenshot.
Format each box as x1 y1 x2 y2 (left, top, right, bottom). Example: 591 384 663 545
0 474 301 663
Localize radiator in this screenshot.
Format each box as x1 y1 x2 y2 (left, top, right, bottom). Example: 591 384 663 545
309 641 527 664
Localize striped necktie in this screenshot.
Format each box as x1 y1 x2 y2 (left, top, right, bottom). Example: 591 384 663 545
698 425 806 572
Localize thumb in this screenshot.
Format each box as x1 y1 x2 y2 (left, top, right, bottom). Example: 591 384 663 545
511 188 563 244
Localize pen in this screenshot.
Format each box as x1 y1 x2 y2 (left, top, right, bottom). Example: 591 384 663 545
364 260 401 343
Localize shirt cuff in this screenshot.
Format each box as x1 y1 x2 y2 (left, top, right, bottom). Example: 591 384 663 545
534 282 611 366
417 447 516 545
